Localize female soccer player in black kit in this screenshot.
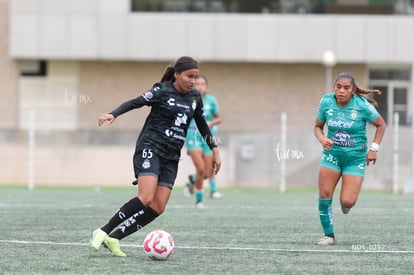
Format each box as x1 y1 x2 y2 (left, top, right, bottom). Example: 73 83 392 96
90 56 221 257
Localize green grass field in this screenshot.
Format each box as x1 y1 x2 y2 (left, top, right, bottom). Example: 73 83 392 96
1 186 413 274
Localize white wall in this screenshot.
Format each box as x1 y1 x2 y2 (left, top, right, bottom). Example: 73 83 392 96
9 0 414 63
19 61 79 130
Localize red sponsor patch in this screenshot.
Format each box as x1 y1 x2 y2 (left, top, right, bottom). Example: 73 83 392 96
143 91 153 100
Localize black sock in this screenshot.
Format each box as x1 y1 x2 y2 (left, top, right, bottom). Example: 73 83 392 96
101 197 144 234
109 207 159 240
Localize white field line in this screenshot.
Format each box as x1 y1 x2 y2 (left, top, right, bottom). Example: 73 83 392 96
0 239 413 254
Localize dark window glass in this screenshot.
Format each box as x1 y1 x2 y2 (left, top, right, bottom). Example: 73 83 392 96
369 69 410 80
20 60 48 77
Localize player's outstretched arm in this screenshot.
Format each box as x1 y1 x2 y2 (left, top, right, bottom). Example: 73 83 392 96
98 113 115 126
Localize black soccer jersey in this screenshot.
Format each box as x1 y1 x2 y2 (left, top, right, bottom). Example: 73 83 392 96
110 81 216 160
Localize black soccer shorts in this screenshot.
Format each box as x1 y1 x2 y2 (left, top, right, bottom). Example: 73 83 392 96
133 146 178 189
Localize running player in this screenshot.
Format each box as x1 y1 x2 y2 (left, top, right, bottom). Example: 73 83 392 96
314 72 386 245
184 75 222 208
90 56 221 256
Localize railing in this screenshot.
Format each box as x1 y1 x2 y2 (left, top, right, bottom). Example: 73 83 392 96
130 0 414 15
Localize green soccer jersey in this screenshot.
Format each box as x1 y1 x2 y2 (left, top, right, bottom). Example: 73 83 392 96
316 93 379 154
110 81 216 160
188 93 219 136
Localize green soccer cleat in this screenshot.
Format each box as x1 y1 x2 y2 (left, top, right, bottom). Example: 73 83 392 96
90 228 108 251
104 237 127 257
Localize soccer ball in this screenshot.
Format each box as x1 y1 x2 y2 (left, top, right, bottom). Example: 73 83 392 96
143 230 175 260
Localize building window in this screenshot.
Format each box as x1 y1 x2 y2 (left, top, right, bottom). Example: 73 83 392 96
369 69 410 81
130 0 293 14
369 68 411 126
130 0 414 14
20 60 48 77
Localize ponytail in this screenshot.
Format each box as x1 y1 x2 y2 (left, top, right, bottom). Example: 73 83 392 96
354 86 381 108
161 66 175 82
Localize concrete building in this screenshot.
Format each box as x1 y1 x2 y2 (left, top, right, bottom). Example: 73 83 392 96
0 0 413 191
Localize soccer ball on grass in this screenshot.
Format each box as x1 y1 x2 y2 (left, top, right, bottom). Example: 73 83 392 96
143 230 175 260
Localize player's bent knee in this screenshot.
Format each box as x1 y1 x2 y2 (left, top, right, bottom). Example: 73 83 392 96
138 195 155 207
149 203 166 215
340 200 355 209
196 170 205 179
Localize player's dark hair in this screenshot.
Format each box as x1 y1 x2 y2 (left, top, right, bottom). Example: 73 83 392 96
160 65 175 82
334 72 381 107
161 56 198 82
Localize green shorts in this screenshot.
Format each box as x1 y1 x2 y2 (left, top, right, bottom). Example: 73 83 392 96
320 150 367 177
185 130 212 155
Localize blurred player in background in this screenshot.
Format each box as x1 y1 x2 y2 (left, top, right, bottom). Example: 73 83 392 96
184 75 222 208
314 72 386 245
90 56 221 256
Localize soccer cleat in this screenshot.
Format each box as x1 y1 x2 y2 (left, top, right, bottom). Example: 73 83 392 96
341 204 351 214
188 175 195 195
90 228 108 251
210 192 223 199
317 236 335 245
104 237 127 257
183 183 192 197
195 202 204 209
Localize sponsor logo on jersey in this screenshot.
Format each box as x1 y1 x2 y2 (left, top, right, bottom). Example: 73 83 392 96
168 98 175 106
351 110 358 119
332 130 355 147
142 159 151 169
327 119 354 128
176 103 190 110
142 91 153 101
171 126 184 133
175 113 187 126
165 128 186 141
327 109 333 116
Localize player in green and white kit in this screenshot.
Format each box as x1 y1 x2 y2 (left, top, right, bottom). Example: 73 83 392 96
314 72 386 245
185 75 222 208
